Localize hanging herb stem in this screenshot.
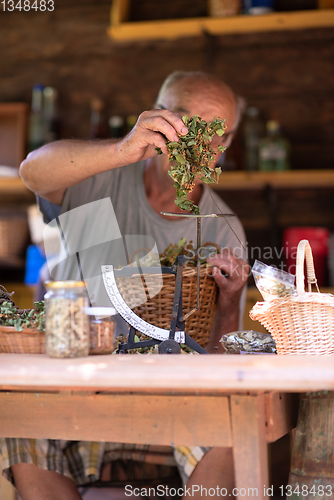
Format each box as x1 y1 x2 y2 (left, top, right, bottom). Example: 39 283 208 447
155 115 226 214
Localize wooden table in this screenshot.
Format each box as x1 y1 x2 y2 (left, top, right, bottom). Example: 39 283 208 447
1 354 334 500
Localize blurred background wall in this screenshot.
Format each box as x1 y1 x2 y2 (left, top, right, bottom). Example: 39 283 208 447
1 0 333 170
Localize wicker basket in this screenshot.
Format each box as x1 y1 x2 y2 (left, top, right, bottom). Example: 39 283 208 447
249 239 334 355
0 215 29 258
0 326 45 354
116 264 218 348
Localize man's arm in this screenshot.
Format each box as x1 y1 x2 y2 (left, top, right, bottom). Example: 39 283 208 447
19 109 188 204
206 249 249 353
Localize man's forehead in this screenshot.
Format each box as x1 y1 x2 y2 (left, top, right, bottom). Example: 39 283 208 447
162 84 236 127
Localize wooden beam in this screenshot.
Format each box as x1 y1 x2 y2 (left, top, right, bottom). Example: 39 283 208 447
231 394 269 499
0 392 232 446
0 178 35 200
110 0 130 26
108 10 334 41
265 392 297 443
211 170 334 191
1 354 334 393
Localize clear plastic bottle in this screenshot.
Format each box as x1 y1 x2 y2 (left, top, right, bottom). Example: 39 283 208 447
258 120 290 171
28 84 45 153
43 86 58 144
88 98 105 139
242 106 265 171
109 115 124 138
126 115 138 133
45 281 89 358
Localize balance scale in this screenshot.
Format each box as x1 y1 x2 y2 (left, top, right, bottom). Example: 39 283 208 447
102 212 235 355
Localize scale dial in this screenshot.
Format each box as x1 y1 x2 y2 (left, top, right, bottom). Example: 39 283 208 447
101 265 185 343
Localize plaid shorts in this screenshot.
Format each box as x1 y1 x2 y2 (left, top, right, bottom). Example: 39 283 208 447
0 438 210 488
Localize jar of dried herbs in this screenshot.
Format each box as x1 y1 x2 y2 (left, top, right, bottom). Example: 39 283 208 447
84 307 116 355
44 281 89 358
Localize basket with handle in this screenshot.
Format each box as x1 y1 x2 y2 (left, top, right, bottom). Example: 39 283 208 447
115 245 219 348
249 239 334 355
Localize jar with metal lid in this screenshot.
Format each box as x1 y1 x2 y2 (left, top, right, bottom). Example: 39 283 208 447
84 307 116 355
44 281 89 358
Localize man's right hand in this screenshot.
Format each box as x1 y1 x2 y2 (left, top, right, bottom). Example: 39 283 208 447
115 109 188 166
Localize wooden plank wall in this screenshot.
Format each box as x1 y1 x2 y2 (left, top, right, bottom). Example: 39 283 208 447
1 1 333 171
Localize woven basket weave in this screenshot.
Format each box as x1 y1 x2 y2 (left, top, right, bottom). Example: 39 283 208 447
116 265 218 348
0 325 45 354
250 239 334 355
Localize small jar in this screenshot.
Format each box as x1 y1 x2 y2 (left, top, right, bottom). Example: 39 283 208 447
208 0 241 16
84 307 116 355
44 281 89 358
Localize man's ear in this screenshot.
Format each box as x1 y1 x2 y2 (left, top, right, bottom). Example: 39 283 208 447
224 132 234 149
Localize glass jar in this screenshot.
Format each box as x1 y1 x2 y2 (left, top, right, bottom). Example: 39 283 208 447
208 0 241 16
84 307 116 355
44 281 89 358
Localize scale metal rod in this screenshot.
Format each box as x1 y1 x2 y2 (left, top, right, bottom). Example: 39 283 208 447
180 216 201 322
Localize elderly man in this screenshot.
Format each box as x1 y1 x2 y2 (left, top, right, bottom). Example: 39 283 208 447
3 71 249 499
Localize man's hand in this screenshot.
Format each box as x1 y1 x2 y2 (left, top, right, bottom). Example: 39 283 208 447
208 248 249 309
206 248 249 353
116 109 188 166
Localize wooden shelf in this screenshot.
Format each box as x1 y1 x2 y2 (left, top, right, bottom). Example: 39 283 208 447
0 177 35 204
1 170 333 200
108 4 334 41
210 169 334 191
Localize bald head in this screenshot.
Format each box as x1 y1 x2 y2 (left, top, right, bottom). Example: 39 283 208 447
156 71 242 132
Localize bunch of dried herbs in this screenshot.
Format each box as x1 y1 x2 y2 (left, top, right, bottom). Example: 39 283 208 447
0 284 15 307
0 287 45 332
158 237 219 267
155 115 226 214
137 238 219 268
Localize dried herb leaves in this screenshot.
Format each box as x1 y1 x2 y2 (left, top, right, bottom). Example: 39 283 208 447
156 115 226 214
0 299 45 332
158 238 219 267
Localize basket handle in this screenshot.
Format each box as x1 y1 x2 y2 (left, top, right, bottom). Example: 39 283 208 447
296 239 320 294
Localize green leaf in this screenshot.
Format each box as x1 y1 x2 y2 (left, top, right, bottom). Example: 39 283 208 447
14 320 23 332
199 176 215 184
177 237 187 248
155 147 163 155
175 154 186 165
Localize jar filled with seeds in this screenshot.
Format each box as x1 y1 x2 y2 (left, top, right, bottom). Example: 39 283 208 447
84 307 116 355
44 281 89 358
